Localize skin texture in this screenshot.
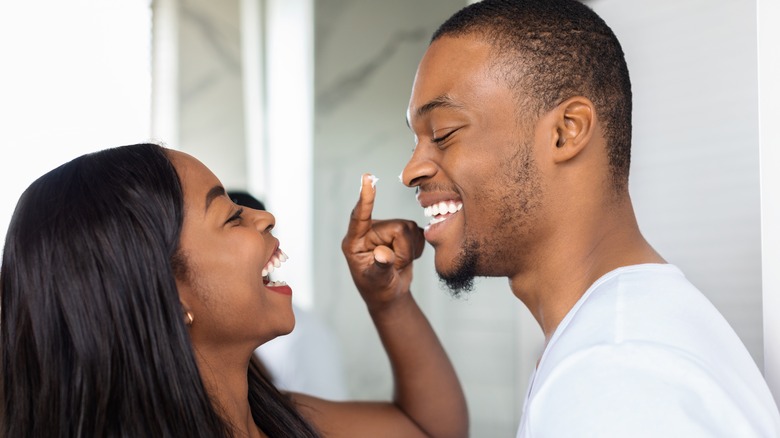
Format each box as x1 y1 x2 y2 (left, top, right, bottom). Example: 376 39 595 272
297 174 469 438
170 151 468 437
403 35 544 296
171 150 292 438
397 34 664 342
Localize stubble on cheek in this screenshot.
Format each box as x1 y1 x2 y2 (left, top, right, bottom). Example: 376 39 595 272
506 141 542 217
438 141 542 296
476 141 542 273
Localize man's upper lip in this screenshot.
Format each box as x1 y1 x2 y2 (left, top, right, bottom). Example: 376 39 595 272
416 191 462 208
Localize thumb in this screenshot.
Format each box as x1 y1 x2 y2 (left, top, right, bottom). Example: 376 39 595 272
372 245 395 266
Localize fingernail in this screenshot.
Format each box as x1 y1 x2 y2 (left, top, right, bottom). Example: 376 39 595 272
359 174 371 194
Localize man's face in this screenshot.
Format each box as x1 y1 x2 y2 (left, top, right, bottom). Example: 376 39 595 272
402 35 545 295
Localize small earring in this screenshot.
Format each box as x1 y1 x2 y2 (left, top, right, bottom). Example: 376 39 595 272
185 311 194 326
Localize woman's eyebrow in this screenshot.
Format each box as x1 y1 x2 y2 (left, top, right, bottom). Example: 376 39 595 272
204 185 226 213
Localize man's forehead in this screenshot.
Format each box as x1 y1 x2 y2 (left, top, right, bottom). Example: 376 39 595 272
419 36 489 74
408 49 508 122
409 47 473 112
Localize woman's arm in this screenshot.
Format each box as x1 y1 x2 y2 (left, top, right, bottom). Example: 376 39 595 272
291 174 468 438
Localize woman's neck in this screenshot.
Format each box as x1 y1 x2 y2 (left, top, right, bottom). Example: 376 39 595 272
195 351 263 438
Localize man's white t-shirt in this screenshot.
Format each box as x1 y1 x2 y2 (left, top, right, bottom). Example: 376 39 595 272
516 264 780 437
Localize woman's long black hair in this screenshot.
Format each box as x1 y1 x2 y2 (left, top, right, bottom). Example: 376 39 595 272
0 143 320 437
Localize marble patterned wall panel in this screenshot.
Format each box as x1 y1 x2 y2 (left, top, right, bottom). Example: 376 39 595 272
178 0 247 191
312 1 540 436
313 0 460 401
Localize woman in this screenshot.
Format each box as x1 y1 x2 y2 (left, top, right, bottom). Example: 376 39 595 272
0 143 467 437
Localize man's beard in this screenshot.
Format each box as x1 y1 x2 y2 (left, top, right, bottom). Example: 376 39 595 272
436 139 540 298
438 237 479 297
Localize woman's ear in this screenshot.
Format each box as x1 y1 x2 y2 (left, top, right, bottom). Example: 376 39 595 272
551 96 595 163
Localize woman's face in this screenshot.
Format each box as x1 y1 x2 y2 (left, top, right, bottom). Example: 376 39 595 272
168 150 294 354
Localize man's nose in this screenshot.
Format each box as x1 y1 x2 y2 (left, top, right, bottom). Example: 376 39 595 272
401 147 438 188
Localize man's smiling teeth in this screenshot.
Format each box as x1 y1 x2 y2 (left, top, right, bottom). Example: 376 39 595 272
424 201 463 225
262 248 288 277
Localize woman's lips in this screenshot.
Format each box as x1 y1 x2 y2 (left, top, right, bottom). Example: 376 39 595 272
262 246 291 295
266 281 292 296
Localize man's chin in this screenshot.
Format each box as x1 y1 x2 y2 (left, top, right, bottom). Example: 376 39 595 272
437 271 476 298
434 237 479 297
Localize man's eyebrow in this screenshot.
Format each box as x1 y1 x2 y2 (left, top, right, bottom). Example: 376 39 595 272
415 95 463 119
204 185 226 213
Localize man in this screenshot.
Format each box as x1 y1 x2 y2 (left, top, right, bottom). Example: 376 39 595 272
342 0 780 436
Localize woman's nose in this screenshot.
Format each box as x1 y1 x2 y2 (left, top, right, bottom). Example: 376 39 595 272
251 209 275 233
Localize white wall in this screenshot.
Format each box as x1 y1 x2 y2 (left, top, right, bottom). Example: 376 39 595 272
0 0 152 253
590 0 764 368
758 0 780 405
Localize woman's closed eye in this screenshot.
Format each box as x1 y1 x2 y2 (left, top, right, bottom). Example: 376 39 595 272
225 207 244 225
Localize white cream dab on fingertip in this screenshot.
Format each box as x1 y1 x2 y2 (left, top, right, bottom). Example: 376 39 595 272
369 174 379 188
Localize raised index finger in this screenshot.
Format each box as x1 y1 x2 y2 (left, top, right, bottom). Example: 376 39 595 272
345 173 379 238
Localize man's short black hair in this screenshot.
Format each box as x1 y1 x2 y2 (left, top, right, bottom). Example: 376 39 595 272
228 190 266 211
433 0 632 191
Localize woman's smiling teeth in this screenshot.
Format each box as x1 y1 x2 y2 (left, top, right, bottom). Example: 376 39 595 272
262 247 289 282
424 201 463 225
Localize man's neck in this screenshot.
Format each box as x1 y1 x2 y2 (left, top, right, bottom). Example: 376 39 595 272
509 204 665 342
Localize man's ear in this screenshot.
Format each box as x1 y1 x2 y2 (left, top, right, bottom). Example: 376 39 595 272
551 96 595 163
